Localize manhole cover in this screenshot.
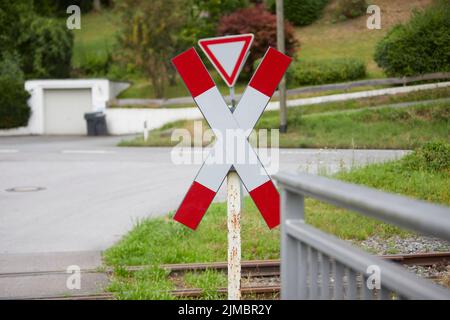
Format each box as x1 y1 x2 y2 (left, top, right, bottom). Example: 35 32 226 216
6 186 46 193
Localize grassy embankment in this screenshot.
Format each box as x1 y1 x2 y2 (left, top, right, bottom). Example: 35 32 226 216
72 10 119 68
118 88 450 148
73 0 434 99
104 142 450 299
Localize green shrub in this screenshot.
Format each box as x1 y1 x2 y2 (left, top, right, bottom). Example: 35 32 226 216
268 0 329 26
374 0 450 76
0 55 31 129
402 141 450 173
77 53 112 77
18 16 73 79
334 0 367 21
289 58 366 86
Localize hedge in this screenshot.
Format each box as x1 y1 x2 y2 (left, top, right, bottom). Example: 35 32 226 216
269 0 329 26
289 58 367 86
374 0 450 76
334 0 367 21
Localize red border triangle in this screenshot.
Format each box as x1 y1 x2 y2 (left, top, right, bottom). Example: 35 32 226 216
199 34 254 87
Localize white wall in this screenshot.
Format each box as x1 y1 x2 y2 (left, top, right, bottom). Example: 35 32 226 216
105 107 202 135
2 80 448 136
107 81 450 135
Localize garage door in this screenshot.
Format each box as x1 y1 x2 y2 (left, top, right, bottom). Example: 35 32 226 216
44 89 92 135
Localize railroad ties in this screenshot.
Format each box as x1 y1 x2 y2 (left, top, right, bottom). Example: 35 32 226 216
4 252 449 300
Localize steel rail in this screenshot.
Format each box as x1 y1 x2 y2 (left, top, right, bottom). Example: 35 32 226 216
1 252 448 279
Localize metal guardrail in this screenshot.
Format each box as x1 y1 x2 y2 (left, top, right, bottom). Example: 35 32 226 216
274 172 450 300
281 72 450 97
109 72 450 107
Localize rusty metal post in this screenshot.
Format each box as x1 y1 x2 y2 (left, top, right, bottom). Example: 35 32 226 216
227 170 241 300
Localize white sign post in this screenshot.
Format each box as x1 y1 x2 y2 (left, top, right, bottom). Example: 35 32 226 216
199 34 254 300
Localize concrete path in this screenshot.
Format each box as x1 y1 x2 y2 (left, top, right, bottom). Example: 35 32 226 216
0 251 107 299
0 135 407 298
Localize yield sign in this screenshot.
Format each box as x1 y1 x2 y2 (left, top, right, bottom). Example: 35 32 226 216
198 34 254 87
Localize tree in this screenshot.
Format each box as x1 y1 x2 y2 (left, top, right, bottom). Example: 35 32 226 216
0 0 34 55
115 0 188 98
0 54 31 129
218 4 298 74
0 0 73 79
32 0 93 17
19 16 74 78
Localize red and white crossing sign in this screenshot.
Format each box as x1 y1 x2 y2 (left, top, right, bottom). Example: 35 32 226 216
198 34 254 87
172 46 292 230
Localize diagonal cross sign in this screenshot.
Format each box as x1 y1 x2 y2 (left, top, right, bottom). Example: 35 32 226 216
172 47 292 230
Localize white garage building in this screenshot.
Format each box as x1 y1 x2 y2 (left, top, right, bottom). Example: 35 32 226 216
0 79 129 136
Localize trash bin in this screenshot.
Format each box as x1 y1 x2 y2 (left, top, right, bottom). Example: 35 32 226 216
84 112 108 136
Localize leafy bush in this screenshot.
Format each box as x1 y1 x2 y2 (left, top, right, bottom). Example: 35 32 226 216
374 0 450 76
402 142 450 173
0 55 31 129
217 4 298 74
334 0 367 21
289 58 366 86
19 16 73 78
76 53 112 77
268 0 329 26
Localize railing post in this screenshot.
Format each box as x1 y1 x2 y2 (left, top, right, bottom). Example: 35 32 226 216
276 172 450 300
280 187 305 299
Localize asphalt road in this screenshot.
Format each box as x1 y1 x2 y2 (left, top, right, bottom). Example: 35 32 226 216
0 136 408 254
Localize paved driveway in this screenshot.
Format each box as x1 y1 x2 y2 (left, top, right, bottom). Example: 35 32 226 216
0 136 408 254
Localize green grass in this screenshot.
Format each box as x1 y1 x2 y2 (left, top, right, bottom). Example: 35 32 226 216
107 265 175 300
295 18 386 78
272 102 449 149
104 142 450 299
118 91 450 148
295 0 433 78
72 11 120 67
184 270 227 300
118 73 250 99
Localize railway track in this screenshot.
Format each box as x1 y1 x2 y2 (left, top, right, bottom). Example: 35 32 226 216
145 251 450 276
29 285 281 300
3 251 449 300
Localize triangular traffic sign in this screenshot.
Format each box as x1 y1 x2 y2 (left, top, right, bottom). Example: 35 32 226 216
198 34 254 87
